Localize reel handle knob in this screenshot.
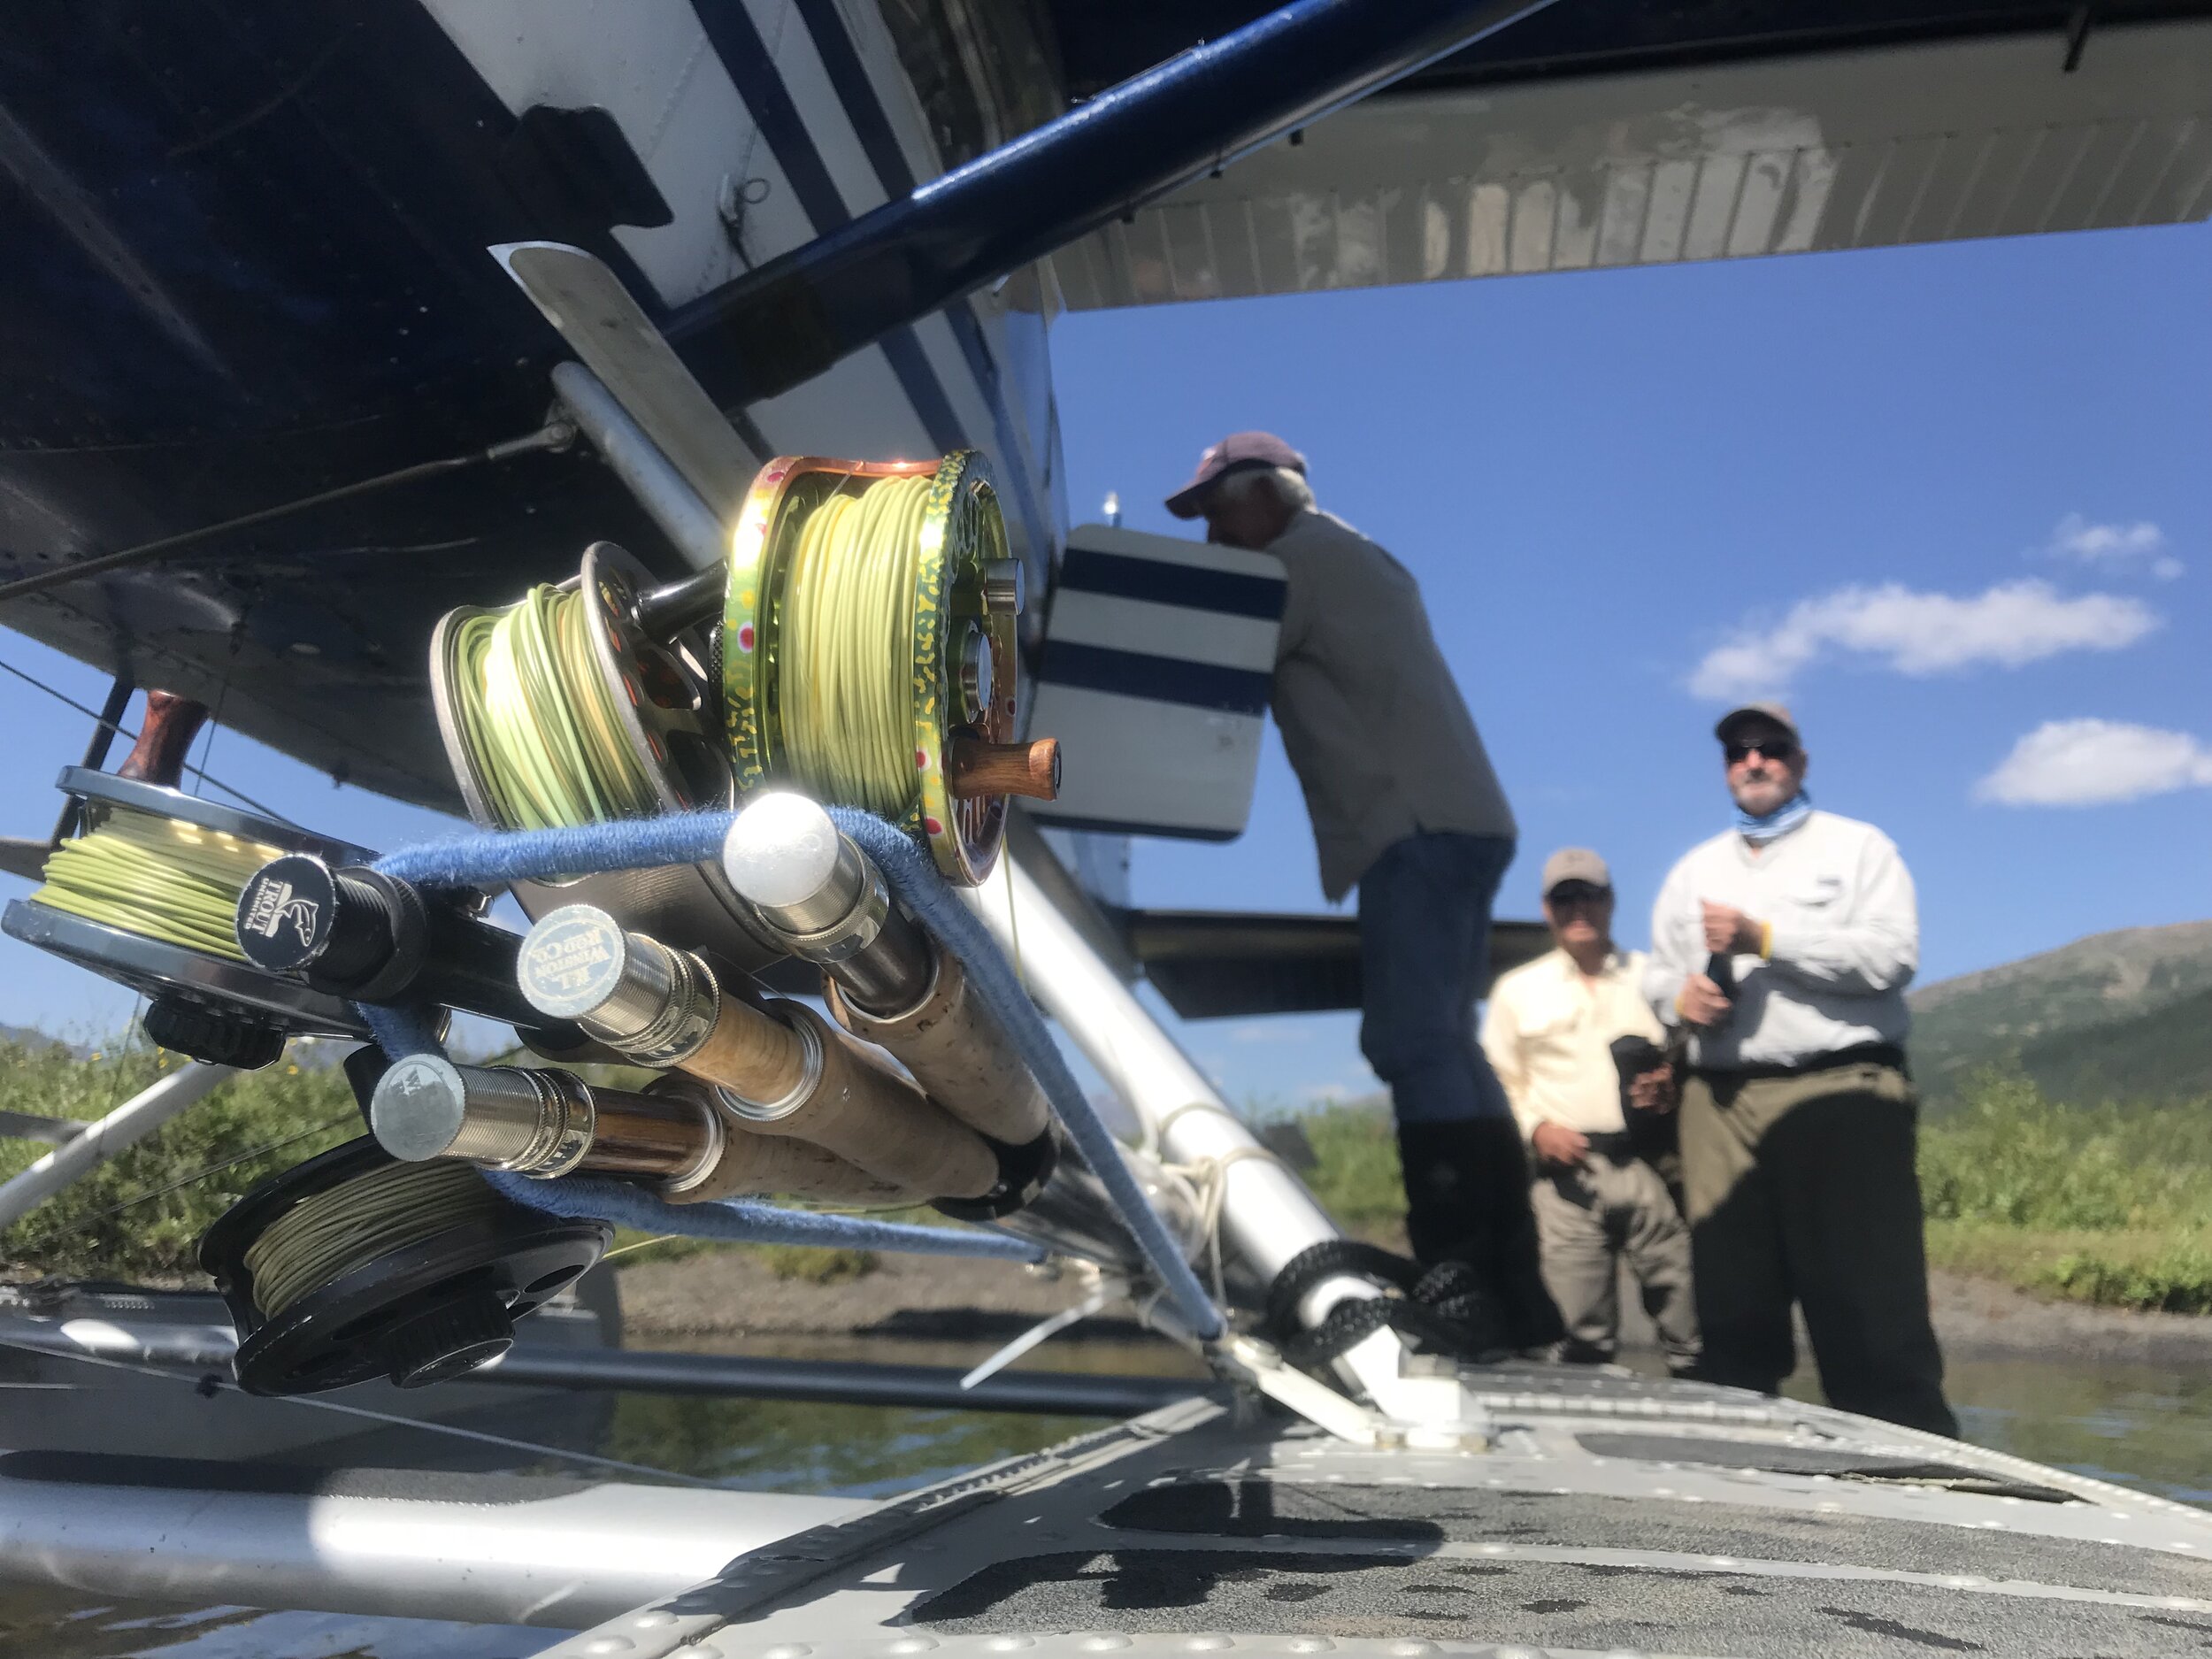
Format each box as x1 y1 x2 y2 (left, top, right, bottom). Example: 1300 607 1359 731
949 735 1060 802
116 691 210 787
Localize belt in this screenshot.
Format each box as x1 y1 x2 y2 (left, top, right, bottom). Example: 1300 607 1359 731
1695 1042 1908 1083
1578 1130 1638 1161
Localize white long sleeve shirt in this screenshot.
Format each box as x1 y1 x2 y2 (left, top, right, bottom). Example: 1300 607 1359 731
1643 810 1917 1071
1482 947 1667 1143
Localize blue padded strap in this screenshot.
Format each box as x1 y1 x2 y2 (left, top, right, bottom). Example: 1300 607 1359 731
357 810 1222 1333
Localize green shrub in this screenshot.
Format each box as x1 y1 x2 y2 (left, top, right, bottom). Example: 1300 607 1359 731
2035 1243 2212 1314
1294 1100 1404 1239
0 1040 357 1281
1917 1068 2212 1233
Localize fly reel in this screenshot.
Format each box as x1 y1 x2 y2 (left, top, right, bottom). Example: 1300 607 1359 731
2 768 374 1068
726 450 1045 886
428 540 788 973
201 1136 610 1395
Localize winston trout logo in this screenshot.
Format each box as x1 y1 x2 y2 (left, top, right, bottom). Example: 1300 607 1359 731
241 876 319 948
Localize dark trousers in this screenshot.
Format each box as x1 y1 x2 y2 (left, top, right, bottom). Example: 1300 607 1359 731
1356 830 1516 1125
1358 832 1562 1347
1680 1059 1957 1437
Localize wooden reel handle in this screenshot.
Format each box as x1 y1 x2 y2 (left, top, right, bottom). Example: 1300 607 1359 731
116 691 211 787
949 735 1060 802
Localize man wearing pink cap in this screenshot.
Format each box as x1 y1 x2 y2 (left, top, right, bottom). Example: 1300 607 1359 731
1167 434 1559 1350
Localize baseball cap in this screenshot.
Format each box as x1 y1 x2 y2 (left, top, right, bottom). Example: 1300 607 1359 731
1540 848 1611 895
1714 701 1801 745
1164 431 1307 518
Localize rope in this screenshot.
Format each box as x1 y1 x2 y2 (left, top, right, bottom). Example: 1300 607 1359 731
1263 1240 1510 1370
779 472 933 818
357 810 1225 1337
448 585 664 829
31 805 285 959
1158 1143 1284 1309
242 1159 497 1315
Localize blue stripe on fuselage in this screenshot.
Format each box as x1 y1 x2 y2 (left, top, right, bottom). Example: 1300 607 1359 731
1039 641 1273 715
1057 547 1287 619
690 1 963 455
715 0 1053 563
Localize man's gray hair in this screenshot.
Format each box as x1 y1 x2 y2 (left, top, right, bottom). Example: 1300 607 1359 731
1211 464 1314 513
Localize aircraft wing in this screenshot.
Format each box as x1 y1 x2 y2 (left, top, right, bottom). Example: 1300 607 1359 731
1129 908 1553 1019
1051 9 2212 310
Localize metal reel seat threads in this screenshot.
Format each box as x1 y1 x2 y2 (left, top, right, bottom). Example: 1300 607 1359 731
200 1137 610 1396
726 451 1025 887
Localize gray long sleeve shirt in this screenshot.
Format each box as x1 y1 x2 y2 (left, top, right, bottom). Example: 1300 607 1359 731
1268 509 1515 901
1642 810 1917 1070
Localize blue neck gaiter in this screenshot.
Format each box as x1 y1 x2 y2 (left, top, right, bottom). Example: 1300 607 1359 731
1735 790 1812 846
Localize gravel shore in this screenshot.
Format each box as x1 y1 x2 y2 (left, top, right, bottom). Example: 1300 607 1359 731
617 1248 2212 1367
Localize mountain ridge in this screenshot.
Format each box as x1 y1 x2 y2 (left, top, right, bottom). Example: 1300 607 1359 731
1909 918 2212 1103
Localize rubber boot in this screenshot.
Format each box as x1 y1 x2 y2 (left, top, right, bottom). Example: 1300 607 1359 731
1395 1118 1565 1351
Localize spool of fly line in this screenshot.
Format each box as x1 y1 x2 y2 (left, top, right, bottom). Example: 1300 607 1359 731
431 542 729 830
34 803 283 962
726 450 1049 887
201 1135 610 1395
428 541 789 975
0 767 374 1062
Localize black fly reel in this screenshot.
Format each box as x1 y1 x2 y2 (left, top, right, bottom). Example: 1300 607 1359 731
2 767 377 1069
200 1137 609 1396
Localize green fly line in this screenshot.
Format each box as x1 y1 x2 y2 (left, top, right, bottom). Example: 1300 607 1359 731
32 805 286 960
243 1157 497 1316
777 472 933 819
449 583 663 829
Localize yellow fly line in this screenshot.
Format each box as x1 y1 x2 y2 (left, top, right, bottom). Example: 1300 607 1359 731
448 583 664 830
32 805 286 961
776 471 934 821
242 1156 495 1316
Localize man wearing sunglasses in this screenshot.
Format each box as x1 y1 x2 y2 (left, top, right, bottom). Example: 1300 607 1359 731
1482 849 1701 1374
1644 703 1955 1436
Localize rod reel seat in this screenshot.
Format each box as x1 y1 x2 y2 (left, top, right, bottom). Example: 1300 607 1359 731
4 768 376 1067
201 1136 611 1396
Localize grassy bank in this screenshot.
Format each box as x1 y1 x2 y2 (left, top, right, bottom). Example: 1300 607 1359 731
1289 1071 2212 1314
1919 1071 2212 1313
2 1038 2206 1315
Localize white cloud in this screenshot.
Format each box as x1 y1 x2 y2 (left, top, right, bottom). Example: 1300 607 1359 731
1690 579 2159 700
1977 718 2212 807
2045 513 2183 580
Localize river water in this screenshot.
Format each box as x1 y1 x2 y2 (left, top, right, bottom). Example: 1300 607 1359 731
4 1341 2210 1657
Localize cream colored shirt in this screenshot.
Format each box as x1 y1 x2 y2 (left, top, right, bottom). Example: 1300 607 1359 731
1267 510 1515 902
1481 946 1666 1143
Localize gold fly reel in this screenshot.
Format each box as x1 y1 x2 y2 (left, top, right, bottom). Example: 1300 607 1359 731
725 450 1039 887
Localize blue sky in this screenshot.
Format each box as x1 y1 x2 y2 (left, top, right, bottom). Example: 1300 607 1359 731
2 219 2206 1107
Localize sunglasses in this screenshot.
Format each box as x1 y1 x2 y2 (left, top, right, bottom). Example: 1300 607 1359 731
1724 736 1799 765
1547 884 1610 906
